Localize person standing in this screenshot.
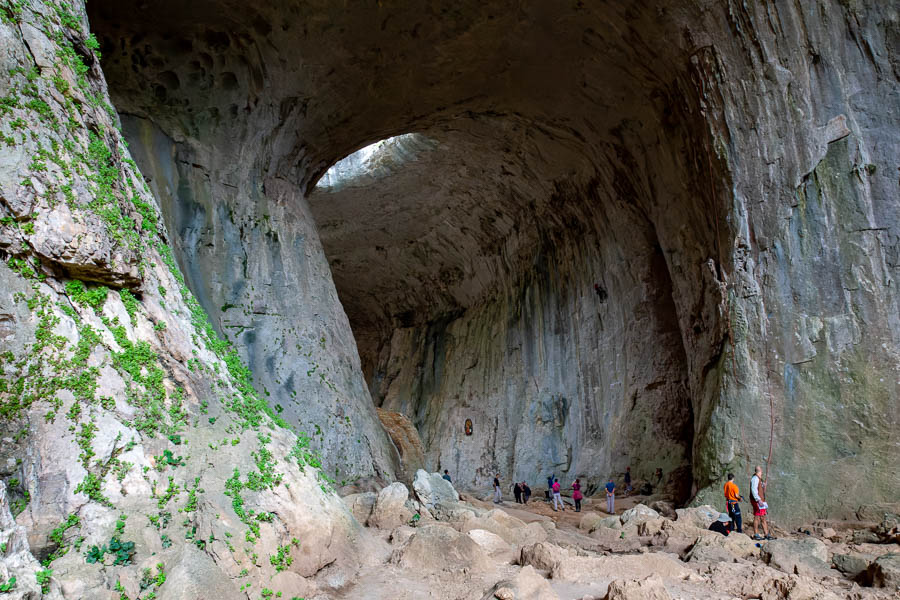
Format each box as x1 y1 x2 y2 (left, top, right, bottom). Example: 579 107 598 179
723 473 743 533
551 478 564 511
572 478 583 512
605 477 616 514
442 470 452 483
522 482 531 504
493 473 502 504
513 482 523 504
750 466 774 540
546 474 554 501
624 467 633 494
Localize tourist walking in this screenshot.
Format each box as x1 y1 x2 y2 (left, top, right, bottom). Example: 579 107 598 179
605 477 616 514
750 466 774 540
442 469 452 483
493 473 502 503
513 482 522 504
522 482 531 504
552 478 564 511
723 472 743 533
572 478 583 512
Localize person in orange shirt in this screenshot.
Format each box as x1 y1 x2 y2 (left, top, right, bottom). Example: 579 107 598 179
723 473 744 533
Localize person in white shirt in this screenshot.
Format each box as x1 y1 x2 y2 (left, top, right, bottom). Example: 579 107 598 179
750 465 774 540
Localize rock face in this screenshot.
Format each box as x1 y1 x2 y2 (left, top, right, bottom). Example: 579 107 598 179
0 2 368 597
378 409 427 485
82 0 900 525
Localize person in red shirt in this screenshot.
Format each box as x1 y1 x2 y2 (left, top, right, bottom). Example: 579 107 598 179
572 479 583 512
723 473 743 533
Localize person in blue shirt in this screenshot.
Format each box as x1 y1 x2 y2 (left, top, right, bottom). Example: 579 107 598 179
442 470 451 483
605 477 616 514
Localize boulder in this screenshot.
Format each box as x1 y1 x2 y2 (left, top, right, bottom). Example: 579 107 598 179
599 516 622 530
648 519 708 555
342 492 377 523
468 529 512 555
674 505 719 529
552 552 690 583
760 538 831 576
480 565 560 600
603 575 672 600
389 525 416 546
636 518 666 537
620 504 659 526
832 552 873 580
686 532 758 562
518 542 571 572
391 524 489 573
649 500 676 519
580 512 606 532
867 552 900 589
369 482 412 529
412 469 459 507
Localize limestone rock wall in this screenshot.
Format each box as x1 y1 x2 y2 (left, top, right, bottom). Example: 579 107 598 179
0 1 369 596
76 0 900 526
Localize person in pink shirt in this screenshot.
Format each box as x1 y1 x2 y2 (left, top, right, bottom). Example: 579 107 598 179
551 478 564 511
572 478 583 512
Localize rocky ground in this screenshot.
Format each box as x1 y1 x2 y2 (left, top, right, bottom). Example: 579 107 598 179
336 473 900 600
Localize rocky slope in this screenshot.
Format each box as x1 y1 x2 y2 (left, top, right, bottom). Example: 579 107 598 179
0 1 371 597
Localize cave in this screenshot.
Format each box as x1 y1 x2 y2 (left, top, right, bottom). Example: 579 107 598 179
86 0 727 503
1 0 898 596
79 0 897 519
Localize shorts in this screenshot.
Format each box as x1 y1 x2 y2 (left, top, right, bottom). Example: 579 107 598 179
751 499 766 517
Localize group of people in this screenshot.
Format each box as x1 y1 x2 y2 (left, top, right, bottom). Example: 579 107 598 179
711 466 775 540
485 464 774 539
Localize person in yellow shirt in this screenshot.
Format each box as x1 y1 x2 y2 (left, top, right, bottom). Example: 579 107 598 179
723 473 744 533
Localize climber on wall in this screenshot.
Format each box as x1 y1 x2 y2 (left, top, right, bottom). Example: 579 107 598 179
724 472 743 533
750 465 775 540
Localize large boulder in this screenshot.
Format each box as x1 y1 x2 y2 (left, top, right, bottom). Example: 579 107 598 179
760 538 831 576
369 482 412 529
412 469 459 508
867 552 900 589
686 532 759 563
468 529 512 555
649 500 676 519
603 575 672 600
481 565 560 600
674 505 720 529
648 519 709 555
832 552 874 581
620 504 660 526
519 542 571 572
524 548 690 584
391 524 489 573
579 512 606 532
456 509 546 546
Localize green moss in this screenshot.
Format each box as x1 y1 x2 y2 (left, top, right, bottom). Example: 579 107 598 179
119 289 138 325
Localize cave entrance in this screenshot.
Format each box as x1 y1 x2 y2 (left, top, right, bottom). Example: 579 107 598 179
89 0 731 503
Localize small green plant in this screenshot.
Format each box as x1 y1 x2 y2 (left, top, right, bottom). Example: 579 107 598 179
85 537 135 566
0 576 16 592
269 544 293 572
36 569 52 593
